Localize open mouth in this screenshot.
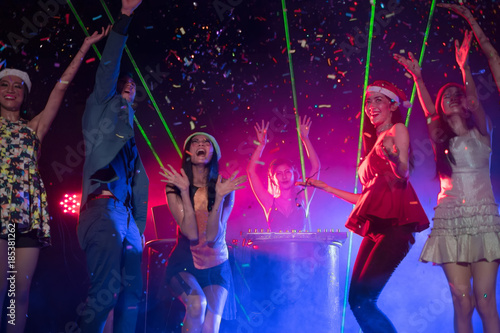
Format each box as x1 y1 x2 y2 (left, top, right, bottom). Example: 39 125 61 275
196 149 206 157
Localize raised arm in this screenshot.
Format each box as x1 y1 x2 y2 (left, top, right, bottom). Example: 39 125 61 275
160 165 199 240
28 27 110 142
246 120 273 214
297 116 321 207
438 3 500 93
295 178 360 205
91 0 141 104
455 30 489 136
394 52 442 143
206 172 247 242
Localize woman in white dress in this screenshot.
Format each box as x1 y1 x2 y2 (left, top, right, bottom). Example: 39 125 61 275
394 28 500 332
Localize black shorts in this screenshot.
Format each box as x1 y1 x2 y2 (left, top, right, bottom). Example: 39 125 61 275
168 260 232 297
0 228 43 248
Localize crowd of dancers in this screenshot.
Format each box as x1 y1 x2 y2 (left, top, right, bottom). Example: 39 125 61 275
1 1 500 332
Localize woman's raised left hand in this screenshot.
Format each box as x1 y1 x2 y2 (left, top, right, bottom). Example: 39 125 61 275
216 171 247 197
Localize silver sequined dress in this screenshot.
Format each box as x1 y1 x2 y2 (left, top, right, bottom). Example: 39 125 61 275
420 128 500 263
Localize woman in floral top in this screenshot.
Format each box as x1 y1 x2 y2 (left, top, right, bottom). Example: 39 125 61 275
0 27 109 332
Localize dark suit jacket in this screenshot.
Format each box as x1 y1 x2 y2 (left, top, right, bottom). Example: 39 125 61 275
80 30 149 234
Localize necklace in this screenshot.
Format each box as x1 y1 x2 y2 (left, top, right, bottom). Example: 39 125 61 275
376 123 393 136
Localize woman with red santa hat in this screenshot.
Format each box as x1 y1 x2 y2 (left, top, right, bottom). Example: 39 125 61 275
298 80 429 332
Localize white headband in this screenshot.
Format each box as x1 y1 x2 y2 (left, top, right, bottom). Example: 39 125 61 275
366 85 412 108
0 69 32 92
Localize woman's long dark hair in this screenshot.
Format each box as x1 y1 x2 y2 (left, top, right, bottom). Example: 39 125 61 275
433 83 475 178
362 94 414 172
181 136 219 211
19 86 34 121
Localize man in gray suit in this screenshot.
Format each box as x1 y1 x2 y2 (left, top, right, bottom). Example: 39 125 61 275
77 0 148 331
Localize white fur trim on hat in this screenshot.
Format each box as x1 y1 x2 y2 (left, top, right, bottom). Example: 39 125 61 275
0 69 32 92
367 86 400 104
367 85 411 108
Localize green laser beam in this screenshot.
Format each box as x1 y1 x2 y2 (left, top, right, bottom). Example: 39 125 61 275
98 0 182 159
405 0 437 126
281 0 311 229
233 261 251 321
134 118 164 168
66 0 101 58
341 2 377 332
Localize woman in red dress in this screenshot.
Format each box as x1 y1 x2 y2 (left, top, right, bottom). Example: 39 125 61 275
298 81 429 332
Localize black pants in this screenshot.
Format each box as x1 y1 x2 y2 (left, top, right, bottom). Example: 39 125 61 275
77 198 143 333
349 224 416 333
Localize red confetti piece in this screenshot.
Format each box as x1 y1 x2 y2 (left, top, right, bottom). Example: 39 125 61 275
65 13 70 25
85 58 96 63
269 147 280 154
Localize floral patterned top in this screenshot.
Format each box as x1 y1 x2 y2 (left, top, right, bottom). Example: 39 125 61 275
0 117 50 246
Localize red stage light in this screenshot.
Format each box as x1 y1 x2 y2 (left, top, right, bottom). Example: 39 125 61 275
59 193 81 215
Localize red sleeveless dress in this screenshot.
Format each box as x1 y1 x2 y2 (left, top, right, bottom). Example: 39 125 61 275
346 140 429 236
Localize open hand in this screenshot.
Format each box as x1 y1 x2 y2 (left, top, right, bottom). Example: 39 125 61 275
122 0 142 16
84 25 111 46
254 120 269 146
159 164 190 193
295 178 328 190
455 30 473 69
393 52 421 81
216 171 247 198
298 115 312 139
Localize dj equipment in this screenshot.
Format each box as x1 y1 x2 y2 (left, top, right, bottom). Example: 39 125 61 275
232 230 348 333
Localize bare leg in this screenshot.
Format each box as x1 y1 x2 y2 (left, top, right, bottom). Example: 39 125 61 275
202 285 227 333
471 261 500 333
6 246 40 333
442 263 474 333
104 309 114 333
176 272 207 333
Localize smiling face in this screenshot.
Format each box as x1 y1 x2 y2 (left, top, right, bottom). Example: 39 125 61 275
119 77 136 103
440 86 467 117
364 91 396 128
188 135 214 165
0 75 25 115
